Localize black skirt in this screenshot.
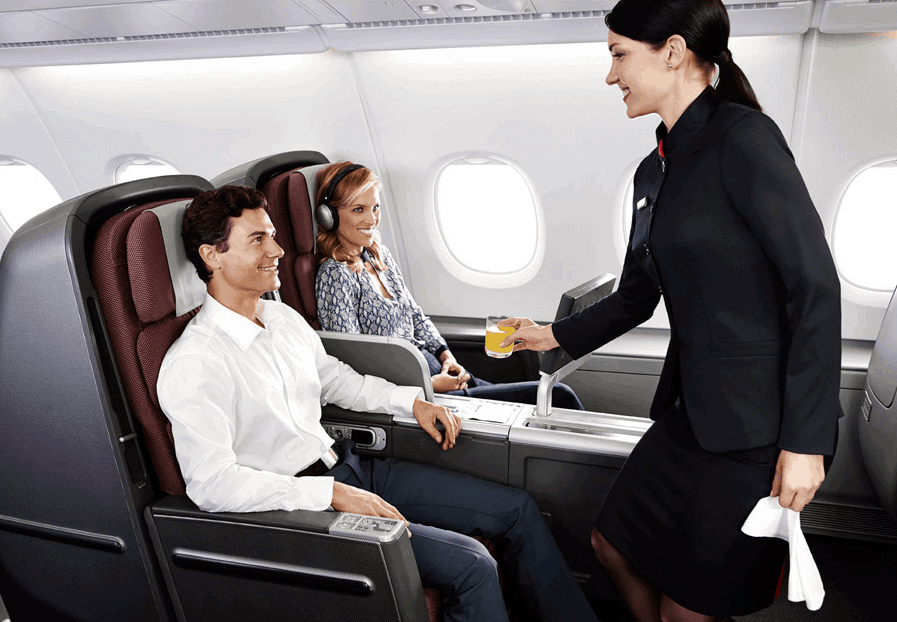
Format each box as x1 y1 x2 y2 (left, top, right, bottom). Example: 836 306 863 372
595 400 787 617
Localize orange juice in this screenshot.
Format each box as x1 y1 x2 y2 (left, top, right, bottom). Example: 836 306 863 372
485 325 515 358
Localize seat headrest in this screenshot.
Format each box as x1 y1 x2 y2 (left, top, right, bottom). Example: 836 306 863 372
127 199 205 323
297 163 331 251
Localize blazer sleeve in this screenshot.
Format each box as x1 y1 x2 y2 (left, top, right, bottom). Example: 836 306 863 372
720 112 842 456
552 202 662 360
315 260 363 334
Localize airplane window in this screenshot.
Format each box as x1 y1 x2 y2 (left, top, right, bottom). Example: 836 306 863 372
833 159 897 292
0 158 63 233
115 157 180 184
434 157 540 278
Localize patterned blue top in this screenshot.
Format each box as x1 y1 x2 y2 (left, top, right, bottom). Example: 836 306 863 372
316 246 448 357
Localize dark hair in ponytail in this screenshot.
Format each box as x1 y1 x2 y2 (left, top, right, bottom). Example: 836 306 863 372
605 0 762 112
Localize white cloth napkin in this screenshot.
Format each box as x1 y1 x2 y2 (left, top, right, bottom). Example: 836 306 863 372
741 496 825 611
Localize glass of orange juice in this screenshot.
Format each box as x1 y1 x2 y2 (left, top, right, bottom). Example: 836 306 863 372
485 315 515 359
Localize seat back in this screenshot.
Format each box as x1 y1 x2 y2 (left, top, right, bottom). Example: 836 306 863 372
259 164 330 327
91 197 208 496
859 286 897 521
0 175 212 621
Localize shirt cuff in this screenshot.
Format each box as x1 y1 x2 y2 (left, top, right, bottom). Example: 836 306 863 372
291 476 335 511
389 385 425 417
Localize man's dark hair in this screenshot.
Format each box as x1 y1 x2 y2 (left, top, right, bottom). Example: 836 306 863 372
182 186 268 283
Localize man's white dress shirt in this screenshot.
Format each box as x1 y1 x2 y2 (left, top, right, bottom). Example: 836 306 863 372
158 293 422 513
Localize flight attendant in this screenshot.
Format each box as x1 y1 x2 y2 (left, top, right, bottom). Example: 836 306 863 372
502 1 843 621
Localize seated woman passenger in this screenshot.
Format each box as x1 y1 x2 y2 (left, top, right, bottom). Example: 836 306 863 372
314 161 583 410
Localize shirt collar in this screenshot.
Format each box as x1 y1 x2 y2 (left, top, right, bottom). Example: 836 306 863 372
654 86 718 158
201 292 268 351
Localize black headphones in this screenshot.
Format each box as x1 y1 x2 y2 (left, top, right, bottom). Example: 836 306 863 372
315 163 366 232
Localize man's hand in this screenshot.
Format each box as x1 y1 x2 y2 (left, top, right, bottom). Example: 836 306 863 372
331 482 410 537
497 317 560 352
770 449 825 512
413 398 462 450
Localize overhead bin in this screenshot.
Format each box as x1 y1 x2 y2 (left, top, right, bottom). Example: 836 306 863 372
0 0 889 67
725 1 814 35
0 27 327 69
318 1 814 51
819 0 897 33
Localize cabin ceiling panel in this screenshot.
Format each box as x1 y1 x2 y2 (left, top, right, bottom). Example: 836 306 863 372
156 0 320 30
0 10 81 43
403 0 538 19
33 4 194 38
531 0 614 12
294 0 346 24
323 0 421 23
0 0 144 9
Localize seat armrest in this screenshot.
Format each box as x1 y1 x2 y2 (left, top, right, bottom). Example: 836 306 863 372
146 495 427 622
149 494 338 533
317 331 435 401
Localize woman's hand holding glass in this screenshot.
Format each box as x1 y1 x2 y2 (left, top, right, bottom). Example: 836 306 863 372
497 317 561 352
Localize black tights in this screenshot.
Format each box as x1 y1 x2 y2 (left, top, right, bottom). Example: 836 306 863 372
591 528 731 622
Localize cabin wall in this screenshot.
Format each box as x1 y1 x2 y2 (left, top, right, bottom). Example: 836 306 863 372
1 30 894 339
2 54 402 254
795 31 897 340
351 36 802 325
0 69 80 236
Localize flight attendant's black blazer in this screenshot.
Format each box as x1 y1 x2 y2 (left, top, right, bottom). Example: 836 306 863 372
554 88 843 456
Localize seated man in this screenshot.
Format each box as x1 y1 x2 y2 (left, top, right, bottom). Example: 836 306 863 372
157 186 598 622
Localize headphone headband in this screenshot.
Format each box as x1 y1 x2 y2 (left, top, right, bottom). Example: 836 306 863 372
321 163 366 207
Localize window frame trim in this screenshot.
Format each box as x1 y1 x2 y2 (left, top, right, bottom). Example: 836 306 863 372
111 154 181 185
831 153 897 301
0 155 64 234
425 151 545 289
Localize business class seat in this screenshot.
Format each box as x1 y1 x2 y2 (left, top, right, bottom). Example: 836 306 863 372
214 153 516 621
859 286 897 522
0 176 430 622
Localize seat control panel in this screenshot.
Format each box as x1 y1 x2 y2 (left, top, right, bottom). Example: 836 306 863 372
329 513 404 543
324 425 387 451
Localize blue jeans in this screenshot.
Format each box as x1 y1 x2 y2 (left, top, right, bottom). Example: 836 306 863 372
423 350 584 410
329 440 597 622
